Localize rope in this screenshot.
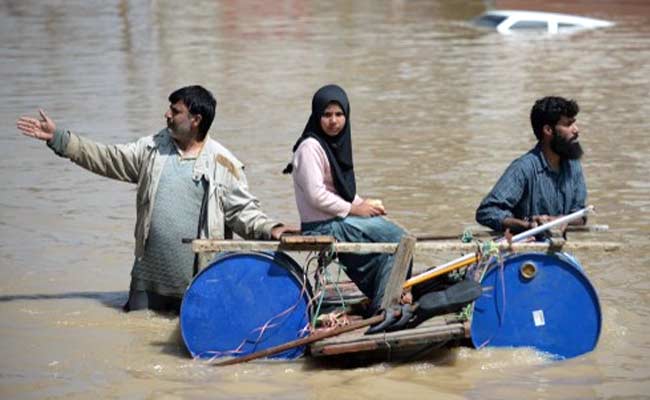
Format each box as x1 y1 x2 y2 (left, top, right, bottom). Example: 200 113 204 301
481 240 500 259
475 253 507 350
460 228 474 243
461 238 506 345
203 264 314 362
310 246 352 329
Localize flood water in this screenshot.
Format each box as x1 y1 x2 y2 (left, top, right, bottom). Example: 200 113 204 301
1 0 650 398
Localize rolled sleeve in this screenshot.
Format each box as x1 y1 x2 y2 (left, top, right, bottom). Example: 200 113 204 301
46 128 71 157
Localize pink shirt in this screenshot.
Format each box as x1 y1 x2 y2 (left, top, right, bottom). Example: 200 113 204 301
292 138 362 223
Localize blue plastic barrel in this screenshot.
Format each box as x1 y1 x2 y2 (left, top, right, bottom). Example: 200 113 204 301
470 252 601 359
180 252 312 360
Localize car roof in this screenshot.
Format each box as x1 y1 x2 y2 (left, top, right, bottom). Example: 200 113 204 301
481 10 614 28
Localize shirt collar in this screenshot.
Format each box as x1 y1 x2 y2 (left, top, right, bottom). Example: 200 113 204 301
532 143 554 173
192 139 212 182
153 129 211 182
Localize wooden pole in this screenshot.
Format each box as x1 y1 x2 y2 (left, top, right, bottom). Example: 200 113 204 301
191 239 619 254
213 314 385 366
380 234 416 310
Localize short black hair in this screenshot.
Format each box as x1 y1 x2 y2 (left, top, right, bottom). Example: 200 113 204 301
168 85 217 139
530 96 579 140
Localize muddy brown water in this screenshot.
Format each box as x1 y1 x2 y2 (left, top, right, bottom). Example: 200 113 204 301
1 1 649 398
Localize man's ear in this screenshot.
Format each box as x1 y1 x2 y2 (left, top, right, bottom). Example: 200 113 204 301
542 124 554 139
191 114 203 130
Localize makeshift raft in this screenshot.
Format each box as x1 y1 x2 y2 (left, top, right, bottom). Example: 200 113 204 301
182 217 620 364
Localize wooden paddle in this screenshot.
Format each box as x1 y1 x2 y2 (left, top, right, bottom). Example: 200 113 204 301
213 313 386 366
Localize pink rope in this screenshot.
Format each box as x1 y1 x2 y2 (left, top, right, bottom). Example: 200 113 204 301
203 265 314 362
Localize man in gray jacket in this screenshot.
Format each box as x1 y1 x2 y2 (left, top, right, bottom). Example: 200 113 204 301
17 85 295 313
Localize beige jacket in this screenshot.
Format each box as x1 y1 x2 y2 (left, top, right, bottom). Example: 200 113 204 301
48 128 280 268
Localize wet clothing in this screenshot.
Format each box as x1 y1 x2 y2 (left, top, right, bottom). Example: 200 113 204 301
131 155 203 297
476 144 587 232
47 128 281 309
122 289 181 313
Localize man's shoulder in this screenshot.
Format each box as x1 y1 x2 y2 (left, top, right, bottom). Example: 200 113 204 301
203 138 243 165
140 129 170 147
495 147 542 184
509 146 542 170
203 137 245 179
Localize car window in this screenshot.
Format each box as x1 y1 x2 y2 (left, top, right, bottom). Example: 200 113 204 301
510 20 548 30
558 22 579 29
474 15 508 28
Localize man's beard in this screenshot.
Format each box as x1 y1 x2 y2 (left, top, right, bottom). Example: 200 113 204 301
551 129 583 160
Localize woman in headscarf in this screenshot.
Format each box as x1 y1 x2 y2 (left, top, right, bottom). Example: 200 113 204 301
283 84 408 315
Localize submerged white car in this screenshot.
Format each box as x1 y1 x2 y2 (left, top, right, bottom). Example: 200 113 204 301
473 10 614 35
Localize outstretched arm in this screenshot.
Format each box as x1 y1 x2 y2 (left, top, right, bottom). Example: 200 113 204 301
16 109 56 142
17 109 142 183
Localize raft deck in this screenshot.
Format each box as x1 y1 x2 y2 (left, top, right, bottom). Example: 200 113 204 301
191 229 620 360
309 314 468 358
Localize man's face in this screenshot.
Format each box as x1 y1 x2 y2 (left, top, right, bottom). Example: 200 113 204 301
550 115 583 160
164 100 196 140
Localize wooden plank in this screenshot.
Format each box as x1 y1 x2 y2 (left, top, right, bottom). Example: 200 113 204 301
380 234 416 310
321 281 365 303
280 235 335 245
313 324 467 356
309 318 468 357
192 239 622 254
415 224 609 241
314 315 460 345
566 224 609 233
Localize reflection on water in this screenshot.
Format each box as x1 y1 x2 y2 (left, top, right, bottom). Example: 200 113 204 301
1 0 649 398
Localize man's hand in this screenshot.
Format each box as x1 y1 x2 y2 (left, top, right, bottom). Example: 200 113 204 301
350 199 386 217
271 224 300 240
530 215 556 226
530 214 571 237
17 109 56 142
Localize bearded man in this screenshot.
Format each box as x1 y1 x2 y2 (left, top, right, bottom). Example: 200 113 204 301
475 96 587 233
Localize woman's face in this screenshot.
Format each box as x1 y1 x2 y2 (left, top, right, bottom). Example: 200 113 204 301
320 102 346 137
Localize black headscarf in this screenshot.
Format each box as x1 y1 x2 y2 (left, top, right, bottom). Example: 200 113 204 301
283 84 356 202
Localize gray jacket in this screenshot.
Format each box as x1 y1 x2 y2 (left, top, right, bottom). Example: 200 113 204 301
48 128 280 268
